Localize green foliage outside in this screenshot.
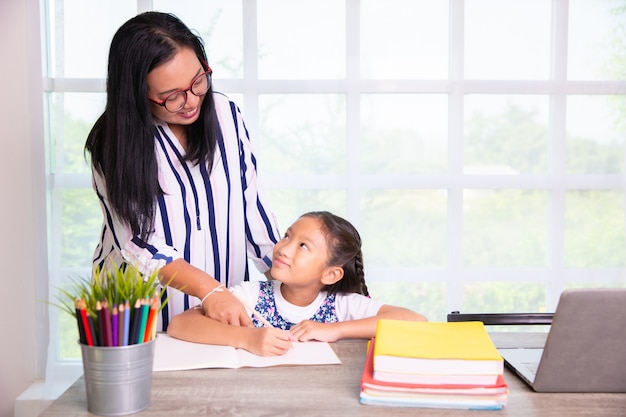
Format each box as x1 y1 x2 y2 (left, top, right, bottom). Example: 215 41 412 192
55 95 626 358
52 1 626 357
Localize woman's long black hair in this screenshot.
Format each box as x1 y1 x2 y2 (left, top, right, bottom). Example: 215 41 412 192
85 12 219 240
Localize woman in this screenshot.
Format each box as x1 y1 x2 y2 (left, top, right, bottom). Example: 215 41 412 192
85 11 280 330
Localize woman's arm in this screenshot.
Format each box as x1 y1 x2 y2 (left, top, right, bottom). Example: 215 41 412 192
289 305 427 342
166 307 294 356
159 259 253 327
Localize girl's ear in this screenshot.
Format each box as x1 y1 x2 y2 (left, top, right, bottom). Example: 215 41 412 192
320 266 344 286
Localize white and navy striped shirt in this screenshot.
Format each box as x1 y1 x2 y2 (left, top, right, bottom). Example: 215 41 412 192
91 92 280 330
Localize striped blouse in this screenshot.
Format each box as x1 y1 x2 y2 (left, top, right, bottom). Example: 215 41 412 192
90 92 281 330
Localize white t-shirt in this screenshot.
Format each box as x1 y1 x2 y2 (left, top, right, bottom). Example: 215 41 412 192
230 280 384 324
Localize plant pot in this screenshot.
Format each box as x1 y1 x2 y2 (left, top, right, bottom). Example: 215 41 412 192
79 339 155 416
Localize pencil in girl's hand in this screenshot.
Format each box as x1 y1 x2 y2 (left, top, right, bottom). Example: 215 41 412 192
232 292 274 328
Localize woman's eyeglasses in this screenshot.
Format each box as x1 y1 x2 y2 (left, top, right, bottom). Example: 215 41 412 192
148 69 212 113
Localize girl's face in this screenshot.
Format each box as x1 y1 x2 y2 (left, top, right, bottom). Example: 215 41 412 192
271 216 335 290
147 47 206 129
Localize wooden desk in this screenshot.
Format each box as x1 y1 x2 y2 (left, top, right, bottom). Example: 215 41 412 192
40 333 626 417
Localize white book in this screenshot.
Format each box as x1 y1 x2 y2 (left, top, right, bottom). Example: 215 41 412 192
153 333 342 371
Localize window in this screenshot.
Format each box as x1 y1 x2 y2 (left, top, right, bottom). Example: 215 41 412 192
43 0 626 373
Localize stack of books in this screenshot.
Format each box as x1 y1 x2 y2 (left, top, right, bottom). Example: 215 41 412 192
360 320 508 410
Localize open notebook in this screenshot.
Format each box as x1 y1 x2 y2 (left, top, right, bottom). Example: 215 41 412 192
153 334 341 371
498 288 626 393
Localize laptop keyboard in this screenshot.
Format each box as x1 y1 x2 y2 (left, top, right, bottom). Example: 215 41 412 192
522 361 539 375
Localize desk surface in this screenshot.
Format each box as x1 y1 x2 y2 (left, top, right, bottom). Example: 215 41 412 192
40 333 626 417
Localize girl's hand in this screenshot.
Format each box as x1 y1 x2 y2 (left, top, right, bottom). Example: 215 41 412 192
243 328 295 356
289 320 341 342
202 289 253 327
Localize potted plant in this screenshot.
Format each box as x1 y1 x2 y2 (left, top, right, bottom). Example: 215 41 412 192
56 265 167 347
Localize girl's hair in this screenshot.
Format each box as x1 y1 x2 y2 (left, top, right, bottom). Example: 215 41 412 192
301 211 369 296
84 12 219 240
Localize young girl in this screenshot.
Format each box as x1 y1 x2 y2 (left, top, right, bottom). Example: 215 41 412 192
167 211 427 356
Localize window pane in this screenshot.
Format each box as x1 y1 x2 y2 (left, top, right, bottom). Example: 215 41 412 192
61 189 102 268
465 0 551 80
257 0 345 79
259 94 346 174
568 0 626 81
361 190 447 267
50 93 105 174
57 303 81 360
154 0 244 79
367 281 446 322
463 282 546 314
266 189 346 232
463 190 547 267
361 94 448 174
51 0 135 78
566 95 625 174
464 95 549 175
564 190 626 268
360 0 448 79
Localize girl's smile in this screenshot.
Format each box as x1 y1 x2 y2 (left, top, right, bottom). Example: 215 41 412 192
272 257 290 268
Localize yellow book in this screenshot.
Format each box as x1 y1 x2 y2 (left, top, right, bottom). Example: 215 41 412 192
373 320 503 385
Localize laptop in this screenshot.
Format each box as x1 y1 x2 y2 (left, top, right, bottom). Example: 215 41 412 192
498 288 626 393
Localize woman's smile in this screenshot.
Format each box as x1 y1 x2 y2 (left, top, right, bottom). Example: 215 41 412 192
177 106 199 119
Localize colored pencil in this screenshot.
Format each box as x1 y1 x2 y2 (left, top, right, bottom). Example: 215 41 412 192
129 298 142 345
77 299 94 346
150 294 160 340
86 309 98 346
74 299 87 344
102 300 113 347
112 305 119 347
123 300 131 346
143 294 158 343
96 301 104 346
118 302 125 347
136 298 150 344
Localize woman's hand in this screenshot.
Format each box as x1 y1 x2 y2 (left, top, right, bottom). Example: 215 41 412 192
202 289 254 327
289 320 341 342
159 259 255 327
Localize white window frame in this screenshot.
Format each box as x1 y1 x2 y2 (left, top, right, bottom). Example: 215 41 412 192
40 0 626 386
